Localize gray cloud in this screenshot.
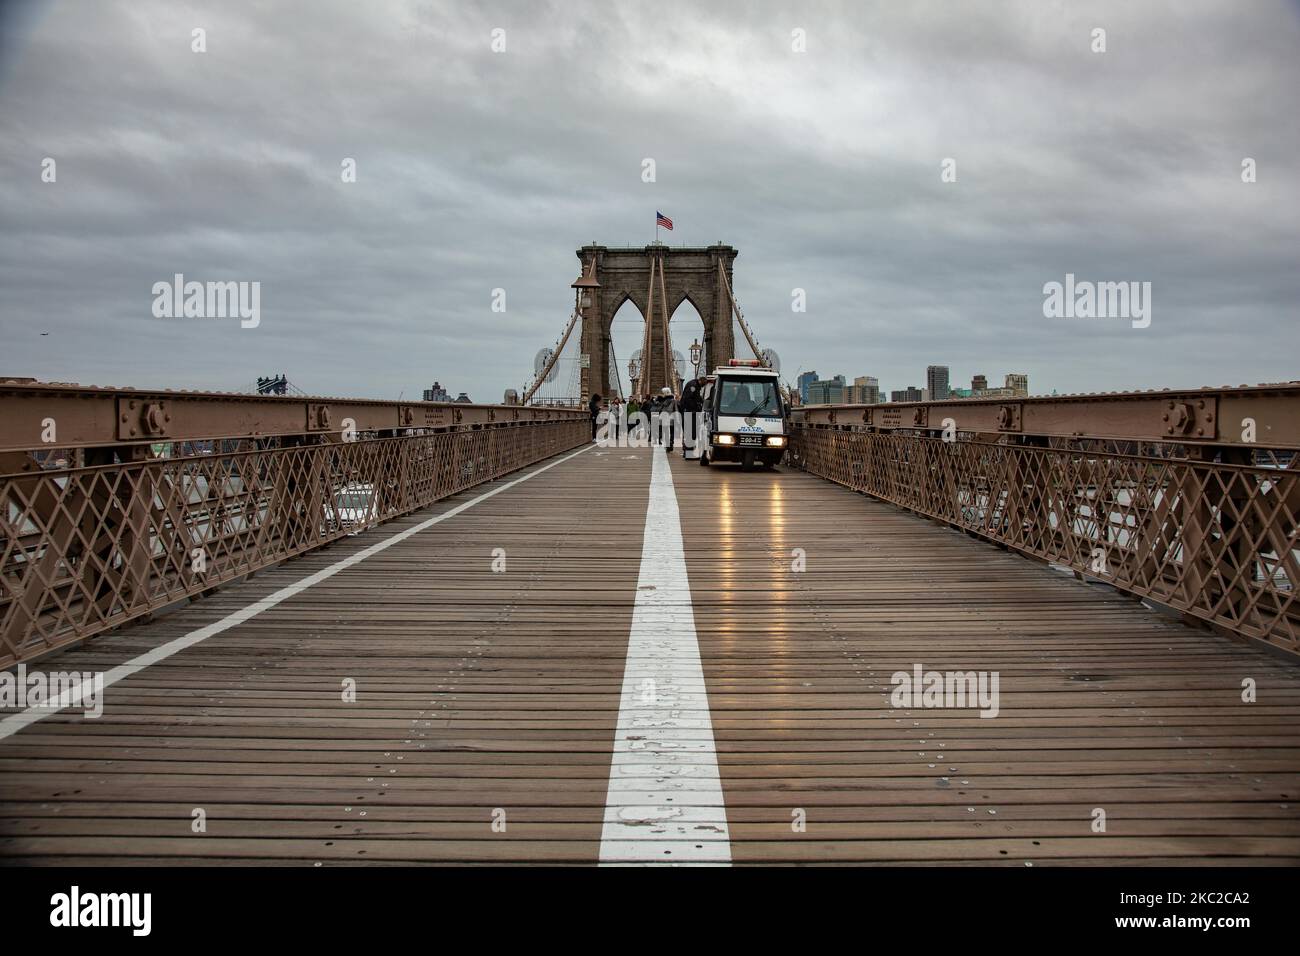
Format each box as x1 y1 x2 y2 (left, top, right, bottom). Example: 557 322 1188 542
1 0 1297 401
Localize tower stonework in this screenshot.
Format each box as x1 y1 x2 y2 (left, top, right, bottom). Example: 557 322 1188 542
577 244 737 400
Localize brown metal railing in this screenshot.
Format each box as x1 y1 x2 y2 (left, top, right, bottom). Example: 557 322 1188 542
791 385 1300 657
0 383 588 666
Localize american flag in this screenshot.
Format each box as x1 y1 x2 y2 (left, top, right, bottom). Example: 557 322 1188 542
656 211 673 230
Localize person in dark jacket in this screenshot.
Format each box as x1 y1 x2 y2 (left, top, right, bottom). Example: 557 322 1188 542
588 393 603 441
678 378 703 458
625 397 641 441
641 394 655 443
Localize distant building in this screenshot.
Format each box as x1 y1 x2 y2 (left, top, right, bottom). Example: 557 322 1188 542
454 392 472 403
1005 373 1029 397
807 374 846 404
423 382 452 403
797 370 819 404
851 375 880 404
972 374 987 393
949 387 972 398
891 386 923 403
926 365 950 401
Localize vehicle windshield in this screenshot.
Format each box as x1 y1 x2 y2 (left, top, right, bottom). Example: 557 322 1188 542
716 378 782 417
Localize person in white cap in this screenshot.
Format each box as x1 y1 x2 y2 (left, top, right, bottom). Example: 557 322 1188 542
655 386 678 451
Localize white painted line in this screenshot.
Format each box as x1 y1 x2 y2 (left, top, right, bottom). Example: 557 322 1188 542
0 443 595 742
599 445 731 865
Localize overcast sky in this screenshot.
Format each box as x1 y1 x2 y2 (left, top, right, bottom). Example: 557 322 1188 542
2 0 1297 402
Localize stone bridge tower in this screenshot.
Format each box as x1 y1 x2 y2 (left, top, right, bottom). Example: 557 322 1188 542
576 244 738 400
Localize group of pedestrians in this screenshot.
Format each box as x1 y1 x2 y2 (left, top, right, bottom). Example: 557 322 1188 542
588 379 706 458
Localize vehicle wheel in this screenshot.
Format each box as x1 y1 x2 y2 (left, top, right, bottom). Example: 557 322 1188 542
742 451 755 471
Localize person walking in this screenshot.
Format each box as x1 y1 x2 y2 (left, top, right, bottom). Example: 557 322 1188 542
626 397 640 440
657 386 678 451
588 392 603 441
644 393 660 444
610 397 623 441
679 378 702 458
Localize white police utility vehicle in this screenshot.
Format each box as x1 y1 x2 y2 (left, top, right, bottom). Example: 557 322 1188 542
696 360 788 469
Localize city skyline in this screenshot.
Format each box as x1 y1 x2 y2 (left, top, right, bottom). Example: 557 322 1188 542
799 363 1030 404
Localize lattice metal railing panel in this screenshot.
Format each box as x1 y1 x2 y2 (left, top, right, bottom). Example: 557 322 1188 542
790 425 1299 655
0 420 587 666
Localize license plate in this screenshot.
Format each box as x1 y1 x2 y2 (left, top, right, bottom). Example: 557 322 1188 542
738 435 763 446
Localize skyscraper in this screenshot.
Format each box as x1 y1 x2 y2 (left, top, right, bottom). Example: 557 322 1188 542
423 382 452 402
797 370 819 405
807 374 847 404
852 375 880 404
926 365 950 401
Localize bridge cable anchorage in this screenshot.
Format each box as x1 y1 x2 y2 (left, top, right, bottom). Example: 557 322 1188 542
638 249 657 397
718 259 767 365
566 339 582 403
608 337 625 400
658 247 677 396
659 249 668 393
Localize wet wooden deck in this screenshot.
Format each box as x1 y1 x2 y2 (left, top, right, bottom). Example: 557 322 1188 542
2 443 1299 864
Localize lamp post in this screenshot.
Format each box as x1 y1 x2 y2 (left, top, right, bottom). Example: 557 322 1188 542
571 257 599 401
689 338 702 378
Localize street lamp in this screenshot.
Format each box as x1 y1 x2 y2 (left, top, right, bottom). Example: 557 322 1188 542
571 257 599 402
689 338 702 377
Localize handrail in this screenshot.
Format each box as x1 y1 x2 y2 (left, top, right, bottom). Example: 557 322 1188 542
0 381 588 666
793 382 1300 450
0 379 586 461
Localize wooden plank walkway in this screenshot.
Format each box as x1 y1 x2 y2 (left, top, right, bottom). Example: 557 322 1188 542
672 450 1300 865
2 443 1299 865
